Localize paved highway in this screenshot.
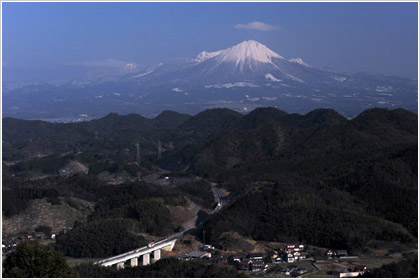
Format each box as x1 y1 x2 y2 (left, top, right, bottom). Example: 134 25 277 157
95 237 177 267
211 186 226 213
95 184 227 267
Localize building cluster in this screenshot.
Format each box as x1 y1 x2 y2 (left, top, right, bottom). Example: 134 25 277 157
327 249 348 258
228 252 268 272
177 247 269 273
271 244 309 263
284 264 306 277
177 244 313 274
335 265 368 278
2 231 55 255
177 244 217 262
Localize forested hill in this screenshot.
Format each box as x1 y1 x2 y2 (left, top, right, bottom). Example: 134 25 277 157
3 107 418 251
2 110 191 163
186 108 417 250
184 107 417 177
3 107 416 164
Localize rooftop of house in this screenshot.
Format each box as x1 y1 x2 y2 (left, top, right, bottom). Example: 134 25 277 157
247 252 263 259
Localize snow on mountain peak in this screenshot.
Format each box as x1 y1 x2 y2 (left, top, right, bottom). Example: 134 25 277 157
288 57 310 67
194 40 284 69
219 40 283 64
194 50 222 63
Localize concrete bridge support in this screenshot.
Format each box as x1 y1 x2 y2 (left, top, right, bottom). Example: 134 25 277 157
153 249 161 263
161 240 176 252
116 262 125 270
142 253 150 265
94 238 178 268
130 257 138 267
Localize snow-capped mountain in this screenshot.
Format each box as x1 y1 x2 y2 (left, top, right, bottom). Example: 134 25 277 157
196 40 283 67
3 40 417 120
130 40 329 86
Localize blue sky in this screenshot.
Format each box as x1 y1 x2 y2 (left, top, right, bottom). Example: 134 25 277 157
3 2 418 81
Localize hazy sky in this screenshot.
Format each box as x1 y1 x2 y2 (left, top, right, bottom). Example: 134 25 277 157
3 2 418 81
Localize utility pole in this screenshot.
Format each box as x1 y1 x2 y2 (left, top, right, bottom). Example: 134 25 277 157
136 142 141 165
203 229 205 245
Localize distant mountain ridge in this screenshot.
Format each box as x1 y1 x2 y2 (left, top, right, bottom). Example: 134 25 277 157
3 106 416 165
3 40 418 119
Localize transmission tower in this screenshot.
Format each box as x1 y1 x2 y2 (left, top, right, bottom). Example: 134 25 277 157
136 142 141 165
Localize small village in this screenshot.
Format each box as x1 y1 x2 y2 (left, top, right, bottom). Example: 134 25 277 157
2 230 57 255
2 230 409 278
176 243 371 278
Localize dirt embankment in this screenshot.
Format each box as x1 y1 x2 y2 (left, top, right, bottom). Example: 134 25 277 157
3 198 94 235
166 197 201 231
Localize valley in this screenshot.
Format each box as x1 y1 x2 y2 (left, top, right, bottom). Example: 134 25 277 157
2 106 417 277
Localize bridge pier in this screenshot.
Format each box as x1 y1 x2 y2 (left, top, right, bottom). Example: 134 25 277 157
95 239 177 268
142 253 150 265
161 240 176 252
153 249 161 263
116 262 125 270
130 257 138 267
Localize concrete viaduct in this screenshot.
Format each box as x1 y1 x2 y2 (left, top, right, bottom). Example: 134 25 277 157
94 185 226 269
94 237 177 269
